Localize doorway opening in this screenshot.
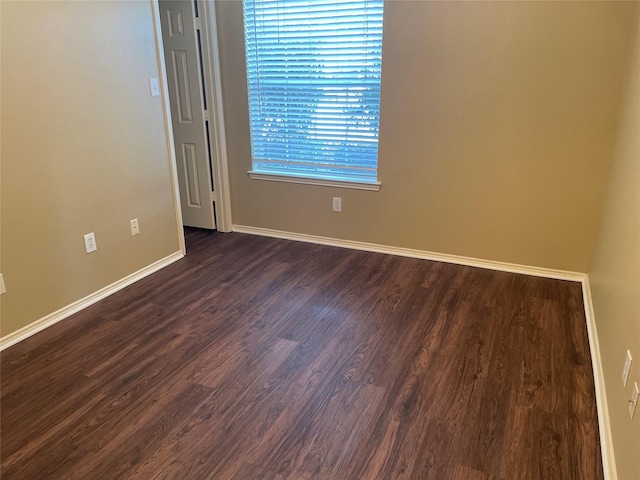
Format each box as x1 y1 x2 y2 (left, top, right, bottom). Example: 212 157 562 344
157 0 232 234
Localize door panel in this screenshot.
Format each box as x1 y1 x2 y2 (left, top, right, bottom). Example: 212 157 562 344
159 0 215 229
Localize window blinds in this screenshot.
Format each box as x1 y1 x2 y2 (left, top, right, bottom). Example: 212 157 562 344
243 0 384 184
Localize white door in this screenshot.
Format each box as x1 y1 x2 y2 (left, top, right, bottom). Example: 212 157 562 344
159 0 215 229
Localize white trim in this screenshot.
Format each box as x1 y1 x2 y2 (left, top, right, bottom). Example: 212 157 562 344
0 252 184 351
581 277 617 480
151 0 186 253
200 0 233 232
232 225 584 281
247 171 382 192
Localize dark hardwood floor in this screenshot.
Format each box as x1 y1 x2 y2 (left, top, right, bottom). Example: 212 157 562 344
1 228 603 479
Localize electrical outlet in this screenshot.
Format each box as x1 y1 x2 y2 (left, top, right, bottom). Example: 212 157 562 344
84 232 97 253
630 382 639 420
622 350 633 387
332 197 342 212
130 218 140 236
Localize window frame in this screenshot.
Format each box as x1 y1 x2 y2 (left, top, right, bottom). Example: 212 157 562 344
243 0 384 191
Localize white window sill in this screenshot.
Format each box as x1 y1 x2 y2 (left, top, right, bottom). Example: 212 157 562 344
247 171 381 191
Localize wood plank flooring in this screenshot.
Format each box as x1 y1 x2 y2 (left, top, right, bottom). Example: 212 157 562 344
1 228 603 479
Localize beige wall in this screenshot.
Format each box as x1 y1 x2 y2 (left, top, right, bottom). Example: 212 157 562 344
589 9 640 480
0 1 182 336
217 0 637 272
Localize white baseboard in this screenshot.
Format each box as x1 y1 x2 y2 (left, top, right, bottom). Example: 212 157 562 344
232 225 585 282
581 277 617 480
0 251 184 351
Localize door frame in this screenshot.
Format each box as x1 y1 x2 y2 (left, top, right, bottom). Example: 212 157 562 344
198 0 232 232
151 0 232 249
151 0 186 254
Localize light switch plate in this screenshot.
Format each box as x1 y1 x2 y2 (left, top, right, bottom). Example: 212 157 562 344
149 77 160 97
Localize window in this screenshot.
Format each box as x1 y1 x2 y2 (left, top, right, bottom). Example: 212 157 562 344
243 0 384 190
